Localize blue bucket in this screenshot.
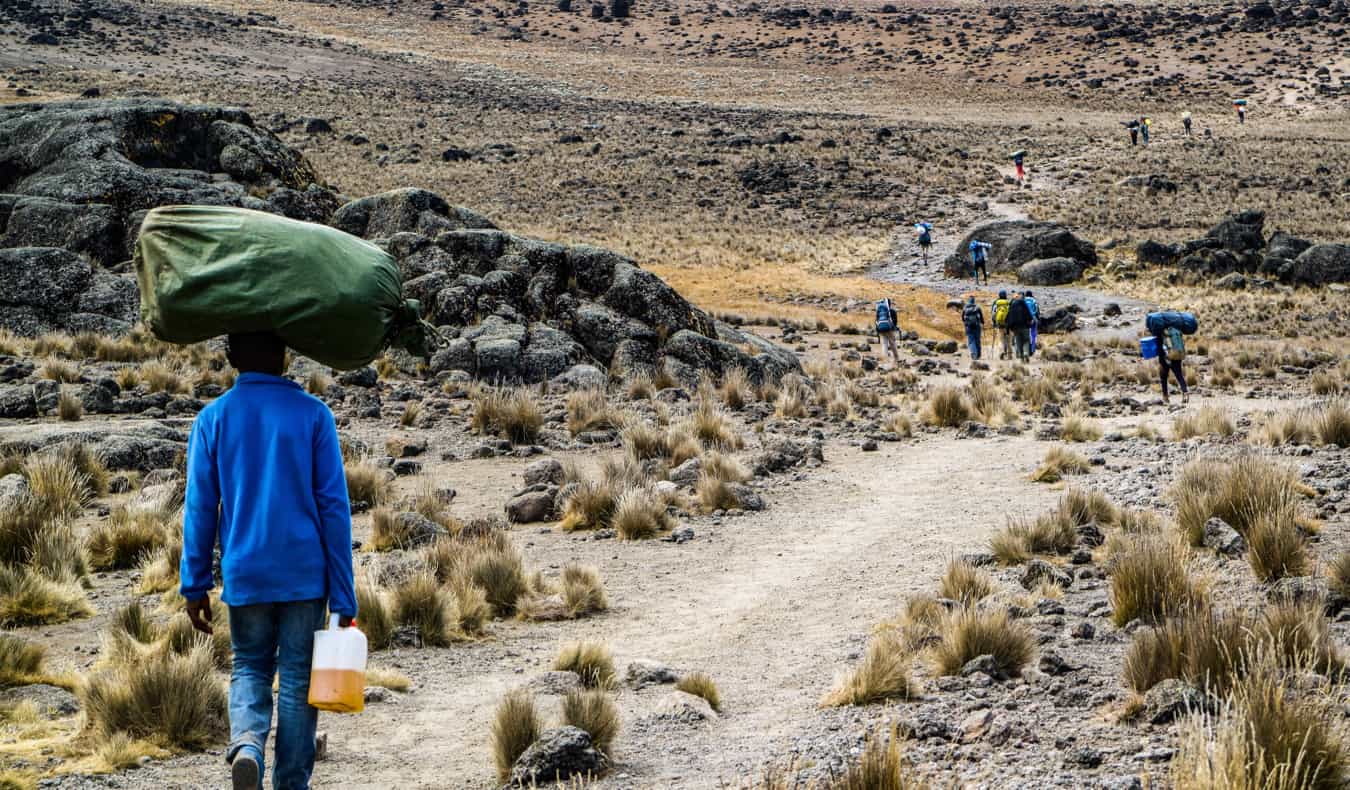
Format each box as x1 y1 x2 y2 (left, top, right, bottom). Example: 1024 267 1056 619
1139 336 1159 360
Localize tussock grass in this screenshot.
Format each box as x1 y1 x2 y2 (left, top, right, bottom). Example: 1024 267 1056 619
562 686 620 755
613 485 674 539
305 370 333 396
391 572 454 648
471 387 544 445
666 427 702 466
92 733 161 772
826 727 930 790
0 564 92 626
1122 607 1250 695
56 389 82 421
1314 399 1350 447
1173 406 1236 440
561 564 608 618
82 644 228 750
620 420 669 462
1331 552 1350 602
22 454 89 522
110 601 158 645
355 581 393 650
938 557 995 606
88 506 170 571
399 401 423 428
1245 504 1309 583
885 412 913 438
675 672 722 713
1257 601 1344 677
822 631 915 707
566 388 618 436
989 487 1111 563
930 607 1034 678
701 451 749 483
366 666 411 692
137 542 181 595
449 576 492 637
922 386 972 427
1109 534 1207 627
553 641 615 688
1173 456 1305 546
1059 412 1104 442
1259 410 1316 446
966 376 1015 426
774 387 807 419
1030 445 1090 483
453 534 528 617
344 461 391 507
162 606 232 671
138 361 186 395
687 399 743 451
491 689 541 783
0 633 46 686
58 442 109 498
38 359 80 383
695 473 741 513
1171 657 1348 790
559 477 620 533
719 367 752 410
625 374 655 400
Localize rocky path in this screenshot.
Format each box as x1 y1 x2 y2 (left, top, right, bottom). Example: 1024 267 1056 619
59 434 1060 789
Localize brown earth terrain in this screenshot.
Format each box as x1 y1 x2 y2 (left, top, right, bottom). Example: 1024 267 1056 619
1 1 1349 789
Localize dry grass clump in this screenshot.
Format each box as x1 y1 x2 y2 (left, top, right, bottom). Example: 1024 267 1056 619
390 572 454 648
822 631 916 707
989 488 1109 564
161 605 233 671
921 386 972 427
561 563 608 618
1013 376 1059 409
885 412 913 438
1171 658 1348 790
625 374 655 400
38 358 80 383
558 477 621 533
87 506 171 570
687 399 743 451
136 541 181 595
825 727 930 790
566 388 618 436
304 369 333 396
355 580 393 650
138 361 187 395
21 454 89 523
620 420 669 462
1259 409 1317 446
675 672 722 713
938 557 995 606
81 644 228 750
1314 399 1350 447
930 607 1034 678
452 533 528 617
1109 534 1208 628
1059 412 1104 442
702 450 749 483
774 378 809 418
615 483 672 540
1331 552 1350 602
0 634 45 686
718 368 752 410
1245 504 1309 583
1257 601 1344 677
1030 445 1090 483
1172 456 1305 546
344 461 391 507
369 508 428 552
1122 607 1250 695
1172 405 1236 440
561 686 620 755
553 640 615 688
491 689 541 783
694 473 742 513
0 564 92 626
966 376 1015 426
56 389 82 421
471 387 544 445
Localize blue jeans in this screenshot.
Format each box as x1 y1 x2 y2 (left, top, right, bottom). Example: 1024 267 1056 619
965 327 982 360
228 598 327 790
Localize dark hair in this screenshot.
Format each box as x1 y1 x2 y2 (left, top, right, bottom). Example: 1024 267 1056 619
1025 291 1034 297
226 332 286 375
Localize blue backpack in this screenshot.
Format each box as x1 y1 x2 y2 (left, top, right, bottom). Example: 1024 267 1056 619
1146 311 1199 336
875 301 895 332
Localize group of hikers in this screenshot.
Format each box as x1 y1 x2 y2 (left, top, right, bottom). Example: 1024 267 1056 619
961 290 1041 362
1122 103 1249 145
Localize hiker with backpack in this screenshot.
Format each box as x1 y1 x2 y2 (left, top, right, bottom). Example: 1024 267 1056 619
1005 292 1033 362
1140 117 1152 145
1011 150 1026 184
969 239 992 285
991 290 1012 360
915 222 934 265
961 295 985 361
1182 111 1193 136
1024 290 1040 355
875 297 901 368
1123 119 1140 146
1144 311 1197 405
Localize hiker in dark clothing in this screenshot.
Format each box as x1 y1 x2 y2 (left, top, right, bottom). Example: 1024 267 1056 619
1150 323 1190 405
961 295 984 361
1005 293 1033 362
1124 119 1140 146
1182 111 1193 136
969 240 992 285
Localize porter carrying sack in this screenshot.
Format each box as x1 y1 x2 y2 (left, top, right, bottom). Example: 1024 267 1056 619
135 206 436 370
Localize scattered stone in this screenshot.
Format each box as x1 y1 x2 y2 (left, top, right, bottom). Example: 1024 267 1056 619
626 659 678 688
1202 517 1246 556
508 726 607 786
1142 679 1204 725
655 690 718 722
1020 559 1072 590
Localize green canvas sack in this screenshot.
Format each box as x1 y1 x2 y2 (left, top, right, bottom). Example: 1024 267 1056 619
135 205 436 370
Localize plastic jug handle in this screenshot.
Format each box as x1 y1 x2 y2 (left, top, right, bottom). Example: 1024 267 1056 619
329 613 341 630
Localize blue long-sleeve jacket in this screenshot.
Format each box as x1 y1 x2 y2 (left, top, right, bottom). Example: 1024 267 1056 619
181 372 357 618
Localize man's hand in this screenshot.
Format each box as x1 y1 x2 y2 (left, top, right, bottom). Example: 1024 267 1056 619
338 615 354 628
185 597 214 635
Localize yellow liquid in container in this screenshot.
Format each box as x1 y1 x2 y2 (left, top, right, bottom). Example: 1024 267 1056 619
308 668 365 713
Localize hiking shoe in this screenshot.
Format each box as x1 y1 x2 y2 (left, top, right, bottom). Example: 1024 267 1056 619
232 753 260 790
1182 392 1191 404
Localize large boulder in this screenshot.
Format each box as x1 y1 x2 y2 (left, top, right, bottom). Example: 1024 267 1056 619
1286 244 1350 286
1204 210 1265 253
330 188 496 240
508 726 607 786
0 247 136 336
0 196 122 265
1017 257 1083 285
944 221 1096 278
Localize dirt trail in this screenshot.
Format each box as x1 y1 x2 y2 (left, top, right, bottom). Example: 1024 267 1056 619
93 433 1057 789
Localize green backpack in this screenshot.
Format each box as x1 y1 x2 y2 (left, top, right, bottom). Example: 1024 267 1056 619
1165 327 1186 361
136 205 436 370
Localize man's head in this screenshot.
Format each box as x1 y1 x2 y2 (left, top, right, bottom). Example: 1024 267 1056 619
998 290 1007 299
966 295 975 305
226 332 286 375
1025 290 1034 299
